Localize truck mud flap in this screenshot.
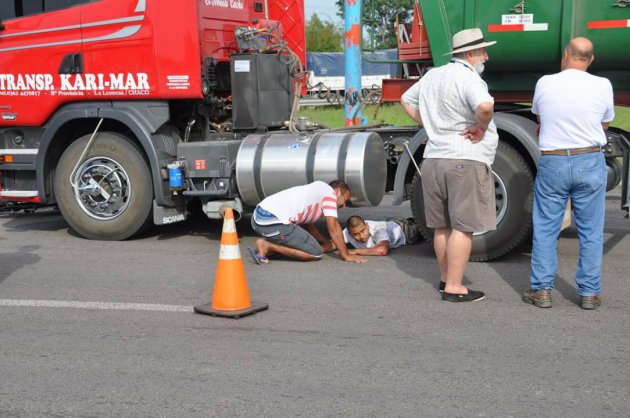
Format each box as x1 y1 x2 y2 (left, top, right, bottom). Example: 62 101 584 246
153 200 187 226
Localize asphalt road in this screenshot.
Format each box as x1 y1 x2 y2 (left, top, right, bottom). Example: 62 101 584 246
1 190 629 417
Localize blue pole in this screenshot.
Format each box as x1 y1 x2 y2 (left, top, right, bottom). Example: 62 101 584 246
344 0 366 127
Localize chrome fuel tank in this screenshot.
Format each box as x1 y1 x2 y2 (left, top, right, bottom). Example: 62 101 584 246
236 132 386 207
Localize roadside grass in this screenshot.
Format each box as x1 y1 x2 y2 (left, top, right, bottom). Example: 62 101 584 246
299 104 630 131
298 103 416 128
614 106 630 131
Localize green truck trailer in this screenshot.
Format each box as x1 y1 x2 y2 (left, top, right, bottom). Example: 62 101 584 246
383 0 629 260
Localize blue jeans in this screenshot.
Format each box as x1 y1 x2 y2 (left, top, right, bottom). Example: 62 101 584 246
530 152 606 296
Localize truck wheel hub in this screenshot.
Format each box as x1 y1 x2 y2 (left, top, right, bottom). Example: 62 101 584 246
474 171 508 236
73 157 130 220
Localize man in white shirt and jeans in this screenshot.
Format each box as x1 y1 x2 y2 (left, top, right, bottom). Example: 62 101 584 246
523 37 614 310
401 28 498 303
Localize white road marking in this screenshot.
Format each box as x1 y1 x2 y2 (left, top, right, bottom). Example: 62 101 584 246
0 299 194 313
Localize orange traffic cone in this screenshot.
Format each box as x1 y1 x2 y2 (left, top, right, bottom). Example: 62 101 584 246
194 207 268 318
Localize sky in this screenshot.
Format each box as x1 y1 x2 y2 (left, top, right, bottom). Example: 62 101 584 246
304 2 342 23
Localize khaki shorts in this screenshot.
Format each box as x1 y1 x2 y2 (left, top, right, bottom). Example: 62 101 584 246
420 158 496 233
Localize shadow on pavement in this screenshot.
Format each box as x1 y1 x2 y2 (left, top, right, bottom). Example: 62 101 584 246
490 227 620 307
0 245 41 285
1 208 67 233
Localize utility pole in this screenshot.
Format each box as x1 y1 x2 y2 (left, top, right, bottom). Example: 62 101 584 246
344 0 367 126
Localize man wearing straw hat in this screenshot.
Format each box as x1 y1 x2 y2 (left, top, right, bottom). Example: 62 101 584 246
401 28 498 303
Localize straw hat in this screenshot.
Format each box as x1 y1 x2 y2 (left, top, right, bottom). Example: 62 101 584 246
449 28 497 54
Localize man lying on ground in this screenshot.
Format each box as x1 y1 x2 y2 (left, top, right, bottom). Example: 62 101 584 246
343 215 418 256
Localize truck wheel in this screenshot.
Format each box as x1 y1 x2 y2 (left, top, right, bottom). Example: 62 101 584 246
410 141 534 261
54 132 153 240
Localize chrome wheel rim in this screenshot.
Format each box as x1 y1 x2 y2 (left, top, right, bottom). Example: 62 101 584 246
474 170 508 236
72 156 131 220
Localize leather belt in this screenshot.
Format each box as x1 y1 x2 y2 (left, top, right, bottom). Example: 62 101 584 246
541 146 602 156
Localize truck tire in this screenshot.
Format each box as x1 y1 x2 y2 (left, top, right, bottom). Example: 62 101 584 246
54 132 153 240
410 141 534 261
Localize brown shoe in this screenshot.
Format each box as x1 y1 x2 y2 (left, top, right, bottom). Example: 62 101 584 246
580 295 601 310
522 289 552 308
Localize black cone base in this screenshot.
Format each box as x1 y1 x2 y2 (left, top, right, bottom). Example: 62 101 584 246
193 302 269 319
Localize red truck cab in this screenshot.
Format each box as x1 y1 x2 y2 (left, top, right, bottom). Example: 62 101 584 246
0 0 306 236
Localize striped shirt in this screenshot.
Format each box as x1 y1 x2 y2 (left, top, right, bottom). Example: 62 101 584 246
401 58 498 166
254 181 338 225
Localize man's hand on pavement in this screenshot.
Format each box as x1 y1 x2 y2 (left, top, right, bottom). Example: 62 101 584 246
345 254 368 264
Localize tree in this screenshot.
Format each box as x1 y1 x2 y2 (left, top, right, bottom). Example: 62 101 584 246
335 0 412 49
306 14 344 52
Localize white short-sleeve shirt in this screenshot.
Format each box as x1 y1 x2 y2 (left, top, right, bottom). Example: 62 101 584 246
343 220 406 249
401 59 499 166
532 69 614 150
255 181 338 225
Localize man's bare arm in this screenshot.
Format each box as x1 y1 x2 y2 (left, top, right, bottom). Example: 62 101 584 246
304 223 329 245
349 241 390 256
400 100 423 126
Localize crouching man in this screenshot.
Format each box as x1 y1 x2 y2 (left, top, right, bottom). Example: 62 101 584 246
249 180 367 264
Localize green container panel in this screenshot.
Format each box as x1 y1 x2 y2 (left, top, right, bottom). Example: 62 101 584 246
574 0 630 71
420 0 630 92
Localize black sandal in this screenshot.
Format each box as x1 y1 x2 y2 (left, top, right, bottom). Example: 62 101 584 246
442 289 485 302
